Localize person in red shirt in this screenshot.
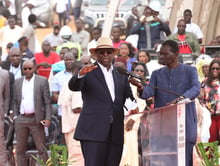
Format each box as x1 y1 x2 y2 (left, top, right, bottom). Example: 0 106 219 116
35 40 60 79
111 26 126 48
168 19 200 61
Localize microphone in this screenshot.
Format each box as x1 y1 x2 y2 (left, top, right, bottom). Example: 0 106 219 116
116 66 146 82
116 66 185 98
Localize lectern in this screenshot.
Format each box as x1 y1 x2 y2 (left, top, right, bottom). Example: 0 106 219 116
139 102 186 166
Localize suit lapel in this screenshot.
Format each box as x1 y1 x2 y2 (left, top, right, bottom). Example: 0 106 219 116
18 78 24 102
33 75 37 104
112 67 119 102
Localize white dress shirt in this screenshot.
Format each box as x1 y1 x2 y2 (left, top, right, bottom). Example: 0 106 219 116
10 64 22 80
20 75 35 114
98 63 115 102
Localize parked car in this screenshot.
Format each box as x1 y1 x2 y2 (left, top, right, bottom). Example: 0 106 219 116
81 0 142 34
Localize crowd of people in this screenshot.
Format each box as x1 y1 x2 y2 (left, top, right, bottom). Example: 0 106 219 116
0 0 220 166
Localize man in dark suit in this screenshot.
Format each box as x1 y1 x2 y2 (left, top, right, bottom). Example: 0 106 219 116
13 59 52 166
1 47 23 79
68 37 138 166
0 62 10 165
0 53 14 115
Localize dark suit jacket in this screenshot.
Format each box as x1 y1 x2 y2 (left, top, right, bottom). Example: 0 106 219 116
1 59 24 75
1 59 12 71
68 63 134 144
9 72 15 112
126 14 138 36
0 69 10 115
13 75 52 123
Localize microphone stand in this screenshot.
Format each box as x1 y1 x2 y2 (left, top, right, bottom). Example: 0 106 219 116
140 80 185 99
137 79 191 105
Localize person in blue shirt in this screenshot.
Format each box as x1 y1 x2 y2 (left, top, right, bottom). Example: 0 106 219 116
129 40 200 166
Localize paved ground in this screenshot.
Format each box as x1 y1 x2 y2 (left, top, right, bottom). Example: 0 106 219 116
35 27 52 44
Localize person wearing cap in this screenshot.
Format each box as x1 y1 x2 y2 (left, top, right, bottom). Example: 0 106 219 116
68 37 138 166
56 25 82 59
129 3 171 50
148 0 165 21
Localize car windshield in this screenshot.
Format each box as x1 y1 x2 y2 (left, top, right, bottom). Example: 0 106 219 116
90 0 136 6
120 0 136 6
90 0 108 5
